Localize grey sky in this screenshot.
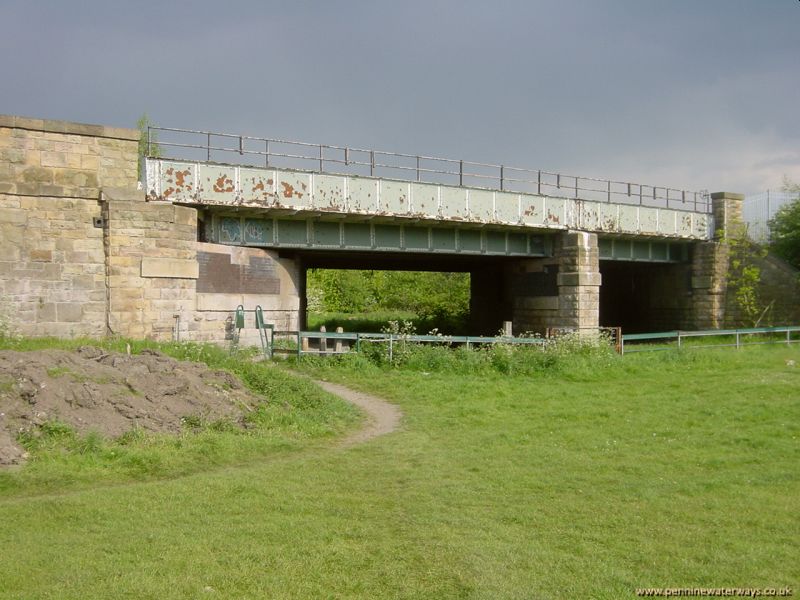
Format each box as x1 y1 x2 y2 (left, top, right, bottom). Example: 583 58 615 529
2 0 798 195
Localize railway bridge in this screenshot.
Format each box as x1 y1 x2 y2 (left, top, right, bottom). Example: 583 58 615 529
144 126 731 335
0 116 749 342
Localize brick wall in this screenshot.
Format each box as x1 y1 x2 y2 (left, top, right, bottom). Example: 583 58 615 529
724 247 800 327
0 115 138 198
0 115 304 344
0 194 106 337
695 191 800 328
0 115 138 338
106 200 198 340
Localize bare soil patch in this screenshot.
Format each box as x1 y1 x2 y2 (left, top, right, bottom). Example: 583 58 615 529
313 380 402 447
0 346 258 465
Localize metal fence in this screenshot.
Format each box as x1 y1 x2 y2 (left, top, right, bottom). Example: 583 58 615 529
620 325 800 354
271 330 549 360
743 190 797 243
147 126 710 212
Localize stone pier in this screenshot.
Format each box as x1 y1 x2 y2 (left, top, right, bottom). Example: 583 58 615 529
0 115 301 342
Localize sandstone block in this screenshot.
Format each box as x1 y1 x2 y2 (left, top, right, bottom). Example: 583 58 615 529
557 272 602 287
0 208 27 224
102 186 144 202
36 302 57 321
56 302 83 322
21 166 53 184
140 257 199 279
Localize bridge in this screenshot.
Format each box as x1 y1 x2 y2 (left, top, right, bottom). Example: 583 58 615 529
1 115 755 344
141 126 724 334
145 126 709 261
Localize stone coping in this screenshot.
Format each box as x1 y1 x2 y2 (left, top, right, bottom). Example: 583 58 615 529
0 114 139 142
709 192 744 201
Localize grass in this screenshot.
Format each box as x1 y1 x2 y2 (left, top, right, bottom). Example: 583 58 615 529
0 337 360 494
0 340 798 598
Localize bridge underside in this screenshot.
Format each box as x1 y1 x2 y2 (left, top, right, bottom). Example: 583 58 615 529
599 261 693 333
269 232 695 335
148 156 711 336
194 206 698 334
198 209 691 263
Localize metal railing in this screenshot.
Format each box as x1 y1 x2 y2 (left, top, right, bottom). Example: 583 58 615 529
620 325 800 354
269 330 549 360
147 126 710 212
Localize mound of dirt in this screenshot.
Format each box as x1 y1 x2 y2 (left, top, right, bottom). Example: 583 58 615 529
0 346 260 465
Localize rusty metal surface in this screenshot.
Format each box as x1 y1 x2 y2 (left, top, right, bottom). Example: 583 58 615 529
147 158 712 240
147 125 710 212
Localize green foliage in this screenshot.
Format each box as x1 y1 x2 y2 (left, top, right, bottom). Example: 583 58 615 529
768 178 800 269
136 113 161 180
0 295 18 342
723 224 770 327
306 269 377 313
306 269 470 331
300 330 617 377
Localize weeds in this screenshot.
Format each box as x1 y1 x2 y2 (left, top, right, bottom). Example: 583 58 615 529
300 329 618 377
0 338 360 491
0 295 19 342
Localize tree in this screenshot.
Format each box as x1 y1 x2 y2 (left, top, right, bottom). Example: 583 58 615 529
768 177 800 269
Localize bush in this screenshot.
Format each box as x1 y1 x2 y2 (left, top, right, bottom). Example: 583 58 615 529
309 330 618 377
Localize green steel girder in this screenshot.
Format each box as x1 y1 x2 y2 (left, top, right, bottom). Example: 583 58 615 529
598 237 689 262
209 215 552 257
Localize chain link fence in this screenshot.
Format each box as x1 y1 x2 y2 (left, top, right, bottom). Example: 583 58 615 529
743 189 797 243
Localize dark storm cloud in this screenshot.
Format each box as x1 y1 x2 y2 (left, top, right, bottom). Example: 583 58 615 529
2 0 798 194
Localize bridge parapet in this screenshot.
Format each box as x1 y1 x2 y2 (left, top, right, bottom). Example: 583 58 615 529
146 158 711 240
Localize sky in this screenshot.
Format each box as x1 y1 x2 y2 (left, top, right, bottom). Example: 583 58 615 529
2 0 798 195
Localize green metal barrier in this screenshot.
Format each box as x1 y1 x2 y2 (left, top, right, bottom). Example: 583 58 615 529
254 305 273 359
230 304 246 352
230 305 274 359
620 325 800 354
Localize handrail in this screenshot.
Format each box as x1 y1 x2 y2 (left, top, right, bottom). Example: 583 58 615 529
620 325 800 354
147 125 710 213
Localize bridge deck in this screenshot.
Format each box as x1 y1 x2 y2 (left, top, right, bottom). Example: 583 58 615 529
146 159 711 242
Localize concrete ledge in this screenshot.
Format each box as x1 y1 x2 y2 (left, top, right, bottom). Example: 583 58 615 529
0 114 139 141
196 293 243 312
196 293 299 312
141 257 199 279
102 187 145 202
710 191 744 202
557 272 602 287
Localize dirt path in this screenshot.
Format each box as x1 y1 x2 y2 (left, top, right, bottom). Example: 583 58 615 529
313 380 402 447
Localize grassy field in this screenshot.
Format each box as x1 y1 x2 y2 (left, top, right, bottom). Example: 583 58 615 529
0 341 798 598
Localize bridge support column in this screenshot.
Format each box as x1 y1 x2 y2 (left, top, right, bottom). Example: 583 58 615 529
553 231 601 331
689 192 743 329
509 231 601 334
